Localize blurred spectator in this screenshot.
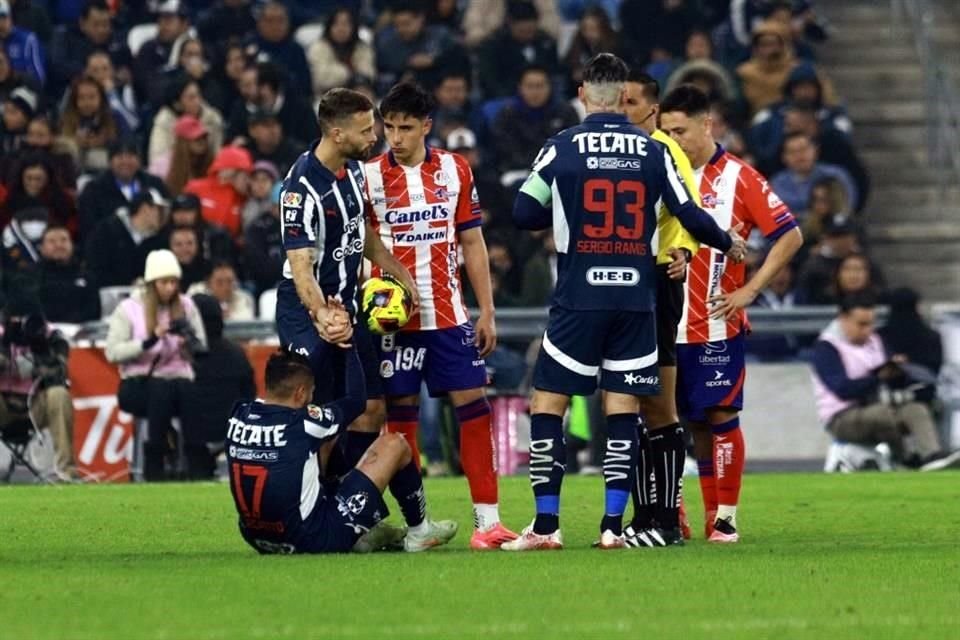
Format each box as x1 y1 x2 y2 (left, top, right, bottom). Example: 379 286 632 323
0 0 44 85
879 288 943 377
464 0 560 48
476 1 557 99
224 61 258 139
49 0 132 100
664 33 738 105
735 20 799 117
59 74 123 172
810 293 957 470
306 7 375 98
619 0 697 65
6 0 51 45
183 145 252 237
446 127 509 229
486 234 522 299
563 6 623 95
196 0 256 54
85 190 166 288
227 61 313 143
12 115 78 188
163 192 233 267
84 50 138 133
240 110 300 176
800 240 885 307
491 64 578 179
105 248 208 481
77 137 168 239
831 252 883 304
241 159 277 230
0 153 77 233
248 1 311 97
519 229 555 306
0 84 35 154
35 224 99 322
765 0 827 63
154 114 213 195
132 0 191 105
795 214 860 304
431 71 477 145
180 293 255 478
187 260 254 320
709 100 747 157
149 76 224 173
210 42 249 117
748 261 800 360
0 46 39 107
1 204 46 276
771 132 857 216
161 37 227 115
799 176 850 250
243 181 282 298
375 0 466 93
168 225 208 291
426 0 463 33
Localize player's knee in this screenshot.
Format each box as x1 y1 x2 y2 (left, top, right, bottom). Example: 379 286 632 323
380 432 411 465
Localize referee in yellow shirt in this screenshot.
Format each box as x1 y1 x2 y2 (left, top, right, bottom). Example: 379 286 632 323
621 70 699 547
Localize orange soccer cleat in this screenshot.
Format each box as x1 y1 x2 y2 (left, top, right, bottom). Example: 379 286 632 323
469 523 519 550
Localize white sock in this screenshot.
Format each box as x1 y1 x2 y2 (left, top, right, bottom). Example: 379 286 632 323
408 518 430 537
716 505 737 528
474 503 500 531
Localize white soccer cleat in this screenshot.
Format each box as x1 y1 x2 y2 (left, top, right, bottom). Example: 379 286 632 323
623 525 667 548
500 523 563 551
403 519 458 552
596 529 627 549
353 521 407 553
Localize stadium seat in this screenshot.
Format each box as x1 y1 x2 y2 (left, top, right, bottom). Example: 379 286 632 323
99 286 135 319
258 288 278 321
127 24 158 57
0 417 45 483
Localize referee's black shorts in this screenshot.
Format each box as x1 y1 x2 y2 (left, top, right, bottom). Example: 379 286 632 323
655 264 685 367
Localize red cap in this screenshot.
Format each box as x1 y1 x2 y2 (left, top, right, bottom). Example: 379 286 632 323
174 114 208 140
209 146 254 174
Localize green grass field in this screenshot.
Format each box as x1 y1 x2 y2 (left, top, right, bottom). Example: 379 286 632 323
2 472 959 639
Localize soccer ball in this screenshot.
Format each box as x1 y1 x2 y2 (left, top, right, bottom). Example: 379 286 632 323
361 276 413 335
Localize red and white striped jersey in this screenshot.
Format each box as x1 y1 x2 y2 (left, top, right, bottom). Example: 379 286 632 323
364 147 483 331
677 145 797 344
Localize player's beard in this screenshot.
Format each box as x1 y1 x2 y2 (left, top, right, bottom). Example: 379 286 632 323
344 141 374 161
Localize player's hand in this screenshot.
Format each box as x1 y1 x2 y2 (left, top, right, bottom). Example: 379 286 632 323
312 297 353 348
725 222 747 263
400 274 420 312
708 287 757 320
474 310 497 358
665 248 689 280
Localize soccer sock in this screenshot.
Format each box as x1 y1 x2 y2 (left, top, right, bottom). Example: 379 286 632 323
650 423 686 529
529 413 565 535
388 457 427 531
343 430 379 469
456 398 500 530
713 417 745 528
697 458 718 516
601 413 639 536
386 404 421 471
630 419 657 529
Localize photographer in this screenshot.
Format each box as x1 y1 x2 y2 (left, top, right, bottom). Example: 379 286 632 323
811 293 960 471
0 294 76 481
105 249 207 481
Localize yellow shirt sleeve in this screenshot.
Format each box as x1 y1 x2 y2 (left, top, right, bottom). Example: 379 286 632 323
652 129 701 265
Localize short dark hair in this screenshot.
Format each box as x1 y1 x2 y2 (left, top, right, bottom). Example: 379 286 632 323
265 350 314 397
839 290 877 314
582 53 629 86
659 84 711 117
256 62 286 94
507 0 538 22
782 130 814 148
316 88 374 133
379 82 434 120
82 0 109 18
626 69 660 101
41 224 71 241
392 0 426 17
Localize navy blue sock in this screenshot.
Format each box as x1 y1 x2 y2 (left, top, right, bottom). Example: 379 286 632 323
601 413 639 536
630 419 657 529
650 424 685 529
388 459 426 528
530 413 565 534
343 431 378 469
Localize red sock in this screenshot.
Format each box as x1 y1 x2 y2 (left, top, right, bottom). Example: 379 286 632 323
386 405 420 471
456 398 498 504
712 417 745 507
696 458 718 514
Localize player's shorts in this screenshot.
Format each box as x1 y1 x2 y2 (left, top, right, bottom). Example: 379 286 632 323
676 332 746 422
655 264 685 367
532 306 659 397
275 280 382 402
240 469 388 555
373 324 488 397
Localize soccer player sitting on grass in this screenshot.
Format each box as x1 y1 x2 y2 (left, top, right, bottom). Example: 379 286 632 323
226 334 457 555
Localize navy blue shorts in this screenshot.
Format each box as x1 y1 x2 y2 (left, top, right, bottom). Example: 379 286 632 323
240 470 388 555
373 324 488 397
532 307 660 397
676 333 746 422
276 280 383 403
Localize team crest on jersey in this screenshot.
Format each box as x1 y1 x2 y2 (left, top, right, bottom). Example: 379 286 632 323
767 191 784 208
380 360 395 378
282 191 302 207
337 492 369 517
703 194 717 207
433 170 449 186
435 187 448 200
307 404 322 420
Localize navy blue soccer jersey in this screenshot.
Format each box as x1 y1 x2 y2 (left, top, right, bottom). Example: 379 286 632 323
225 400 344 542
516 112 708 312
280 140 367 318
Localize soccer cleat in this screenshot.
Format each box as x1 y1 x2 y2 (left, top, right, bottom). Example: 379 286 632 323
678 500 692 540
919 450 960 472
623 525 667 548
500 523 563 551
470 523 519 550
403 519 458 552
708 517 739 543
704 509 717 539
353 521 407 553
595 530 626 549
655 527 685 546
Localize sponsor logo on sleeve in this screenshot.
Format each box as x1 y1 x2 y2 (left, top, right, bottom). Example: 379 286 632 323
282 191 303 207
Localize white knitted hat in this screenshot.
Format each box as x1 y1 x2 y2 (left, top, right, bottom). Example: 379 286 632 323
143 249 182 282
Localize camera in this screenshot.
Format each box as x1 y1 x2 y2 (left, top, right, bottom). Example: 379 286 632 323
168 318 205 354
2 314 67 388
